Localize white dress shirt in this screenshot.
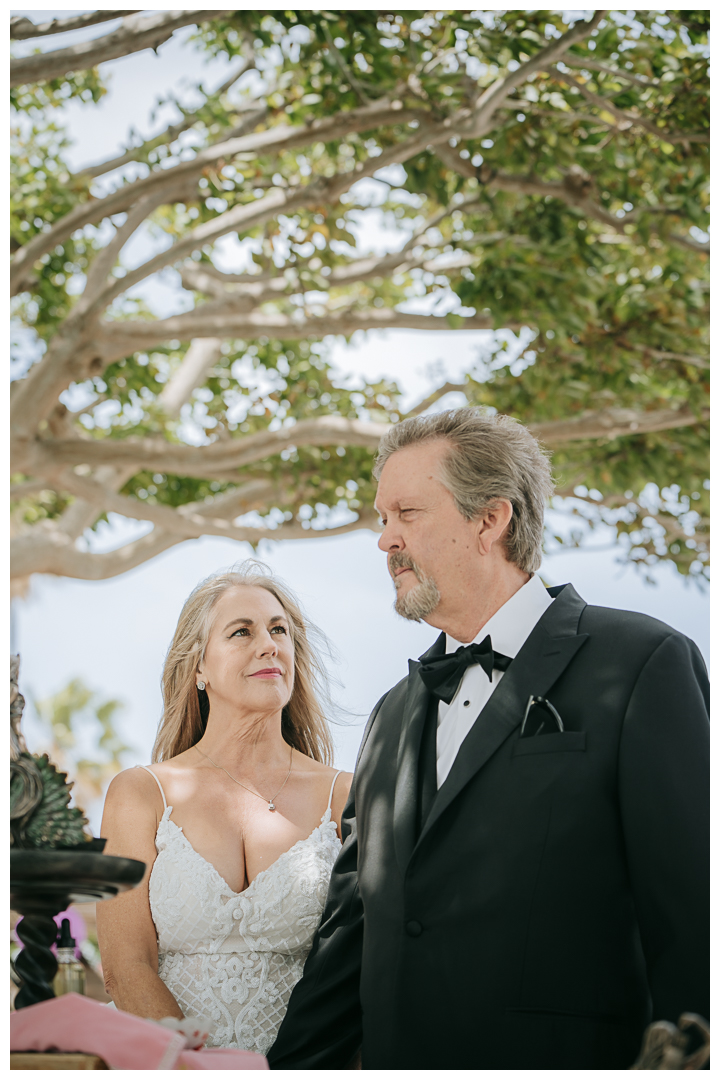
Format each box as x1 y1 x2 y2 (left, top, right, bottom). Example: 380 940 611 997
435 573 554 787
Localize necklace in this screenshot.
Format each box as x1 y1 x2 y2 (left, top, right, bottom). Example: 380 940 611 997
195 744 293 812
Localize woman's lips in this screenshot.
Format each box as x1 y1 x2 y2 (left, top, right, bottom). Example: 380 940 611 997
249 668 283 678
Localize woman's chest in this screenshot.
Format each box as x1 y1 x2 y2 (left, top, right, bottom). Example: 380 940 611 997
150 822 340 951
167 802 318 894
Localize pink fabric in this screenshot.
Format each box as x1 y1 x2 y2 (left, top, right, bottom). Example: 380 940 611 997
10 994 267 1070
178 1047 268 1069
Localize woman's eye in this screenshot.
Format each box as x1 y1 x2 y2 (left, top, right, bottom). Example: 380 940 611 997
230 627 249 637
271 625 287 634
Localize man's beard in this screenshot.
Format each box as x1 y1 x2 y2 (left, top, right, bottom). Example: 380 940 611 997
389 552 441 622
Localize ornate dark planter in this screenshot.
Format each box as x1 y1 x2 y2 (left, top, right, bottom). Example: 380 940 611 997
10 655 147 1011
11 846 145 1009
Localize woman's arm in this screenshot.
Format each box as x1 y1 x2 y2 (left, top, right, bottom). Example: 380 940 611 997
96 768 183 1020
330 771 353 836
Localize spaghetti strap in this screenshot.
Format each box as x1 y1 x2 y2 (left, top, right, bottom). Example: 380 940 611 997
326 770 342 813
136 765 168 811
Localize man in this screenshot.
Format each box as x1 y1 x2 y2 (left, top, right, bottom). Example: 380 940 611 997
268 408 709 1070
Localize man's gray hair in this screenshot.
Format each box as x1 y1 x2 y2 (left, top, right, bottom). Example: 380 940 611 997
373 408 554 574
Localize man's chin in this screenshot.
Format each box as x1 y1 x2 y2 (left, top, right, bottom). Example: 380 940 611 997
393 570 416 593
394 579 441 622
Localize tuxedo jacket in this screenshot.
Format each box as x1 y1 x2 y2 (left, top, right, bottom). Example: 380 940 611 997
268 584 709 1070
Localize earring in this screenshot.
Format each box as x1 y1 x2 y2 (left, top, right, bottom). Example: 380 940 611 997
197 681 205 691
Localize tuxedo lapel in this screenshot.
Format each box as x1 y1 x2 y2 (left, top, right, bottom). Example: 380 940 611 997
416 584 588 850
393 633 445 872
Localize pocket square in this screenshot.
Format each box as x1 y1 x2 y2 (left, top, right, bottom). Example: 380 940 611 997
520 695 565 737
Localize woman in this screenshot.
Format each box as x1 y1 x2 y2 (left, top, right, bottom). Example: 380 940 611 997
97 562 352 1054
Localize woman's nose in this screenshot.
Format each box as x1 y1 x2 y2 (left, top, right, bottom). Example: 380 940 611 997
257 631 278 656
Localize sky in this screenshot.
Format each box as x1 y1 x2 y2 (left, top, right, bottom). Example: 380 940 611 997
11 11 710 832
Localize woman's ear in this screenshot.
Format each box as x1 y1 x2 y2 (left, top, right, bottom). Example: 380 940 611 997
475 499 513 556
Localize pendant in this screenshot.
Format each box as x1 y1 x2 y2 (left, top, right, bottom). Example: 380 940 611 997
268 803 276 812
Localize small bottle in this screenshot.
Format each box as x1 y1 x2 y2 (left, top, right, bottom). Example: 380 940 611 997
53 918 85 997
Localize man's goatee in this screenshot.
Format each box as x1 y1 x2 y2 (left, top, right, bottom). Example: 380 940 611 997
389 553 441 622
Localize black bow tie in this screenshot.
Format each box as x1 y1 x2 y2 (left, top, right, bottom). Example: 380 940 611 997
418 635 512 704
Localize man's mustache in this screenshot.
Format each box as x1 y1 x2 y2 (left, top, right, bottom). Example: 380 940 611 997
388 552 421 581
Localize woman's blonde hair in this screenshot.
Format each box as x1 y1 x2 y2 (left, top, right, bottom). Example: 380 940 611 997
153 561 334 764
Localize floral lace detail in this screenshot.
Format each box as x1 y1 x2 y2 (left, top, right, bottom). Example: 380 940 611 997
148 800 342 1054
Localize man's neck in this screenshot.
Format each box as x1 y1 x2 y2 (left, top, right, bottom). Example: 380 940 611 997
426 563 532 644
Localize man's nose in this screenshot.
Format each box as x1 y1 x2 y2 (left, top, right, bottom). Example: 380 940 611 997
378 519 403 553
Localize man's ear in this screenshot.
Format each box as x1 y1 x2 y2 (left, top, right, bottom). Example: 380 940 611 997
475 499 513 556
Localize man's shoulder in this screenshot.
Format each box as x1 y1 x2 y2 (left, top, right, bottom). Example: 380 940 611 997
575 598 698 656
372 673 411 715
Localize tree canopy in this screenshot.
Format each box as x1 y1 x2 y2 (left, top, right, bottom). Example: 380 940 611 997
10 9 709 590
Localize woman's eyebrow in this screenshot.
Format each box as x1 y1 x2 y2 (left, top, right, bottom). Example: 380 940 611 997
222 617 253 632
222 615 289 632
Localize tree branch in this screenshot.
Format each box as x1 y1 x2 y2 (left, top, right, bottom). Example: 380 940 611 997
405 382 468 417
26 402 710 485
80 119 451 314
435 145 707 252
158 338 224 416
435 143 621 228
180 244 485 300
666 232 709 254
320 19 371 105
49 468 378 545
11 479 51 500
10 99 427 292
561 55 659 89
10 500 381 581
10 10 227 88
616 340 709 370
10 525 181 581
11 11 141 40
467 10 607 137
180 204 492 296
72 59 257 181
528 404 709 445
58 463 142 540
549 67 709 144
31 417 391 477
188 479 280 519
95 309 499 364
79 191 171 307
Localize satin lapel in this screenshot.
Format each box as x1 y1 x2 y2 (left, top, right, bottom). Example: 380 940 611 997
393 633 444 872
417 583 589 849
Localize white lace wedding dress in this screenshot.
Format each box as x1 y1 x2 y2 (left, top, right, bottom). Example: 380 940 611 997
138 765 343 1054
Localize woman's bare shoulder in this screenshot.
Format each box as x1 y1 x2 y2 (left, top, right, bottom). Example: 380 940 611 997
101 767 166 857
332 770 353 801
104 765 164 814
329 770 353 828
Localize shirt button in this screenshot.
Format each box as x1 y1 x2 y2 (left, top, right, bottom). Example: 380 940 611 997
406 920 423 937
463 700 471 707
